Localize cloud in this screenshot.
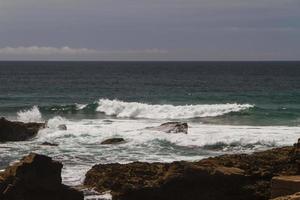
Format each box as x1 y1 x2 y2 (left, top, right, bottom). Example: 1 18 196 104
0 46 169 60
0 46 98 55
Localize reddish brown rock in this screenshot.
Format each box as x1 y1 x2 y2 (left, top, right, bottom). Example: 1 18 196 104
0 117 45 142
0 153 83 200
271 192 300 200
84 139 300 200
271 176 300 199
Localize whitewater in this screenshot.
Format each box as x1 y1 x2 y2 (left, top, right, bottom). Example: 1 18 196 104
1 99 299 189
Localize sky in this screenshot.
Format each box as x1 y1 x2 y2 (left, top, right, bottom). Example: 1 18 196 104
0 0 299 61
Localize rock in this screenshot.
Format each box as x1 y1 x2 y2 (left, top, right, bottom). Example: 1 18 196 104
0 153 83 200
84 139 300 200
58 124 67 130
41 142 59 146
147 122 188 134
271 176 300 199
0 117 45 142
271 192 300 200
101 138 125 145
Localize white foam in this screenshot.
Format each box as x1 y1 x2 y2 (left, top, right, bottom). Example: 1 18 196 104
17 106 43 122
46 116 68 129
4 116 300 188
96 99 254 119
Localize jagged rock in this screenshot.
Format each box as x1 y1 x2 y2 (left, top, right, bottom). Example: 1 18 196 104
0 117 45 142
271 176 300 199
147 122 188 134
0 153 83 200
101 138 125 145
58 124 67 130
271 192 300 200
84 139 300 200
41 142 59 146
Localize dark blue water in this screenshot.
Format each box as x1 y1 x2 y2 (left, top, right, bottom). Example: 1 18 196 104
1 61 300 125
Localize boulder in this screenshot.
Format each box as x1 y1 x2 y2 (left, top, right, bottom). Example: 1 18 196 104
84 139 300 200
147 122 188 134
271 176 300 199
0 153 83 200
0 117 45 142
101 138 125 145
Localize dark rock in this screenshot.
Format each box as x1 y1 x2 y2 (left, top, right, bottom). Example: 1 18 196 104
101 138 125 145
0 153 83 200
58 124 67 130
271 176 300 199
147 122 188 134
41 142 59 146
0 117 45 142
84 139 300 200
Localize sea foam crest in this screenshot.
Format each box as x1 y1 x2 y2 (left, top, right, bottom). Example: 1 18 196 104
17 105 43 122
96 99 254 119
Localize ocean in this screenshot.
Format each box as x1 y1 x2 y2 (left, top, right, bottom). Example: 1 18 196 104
1 61 300 188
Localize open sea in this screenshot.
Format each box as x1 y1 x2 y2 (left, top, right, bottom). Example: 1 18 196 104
1 61 300 191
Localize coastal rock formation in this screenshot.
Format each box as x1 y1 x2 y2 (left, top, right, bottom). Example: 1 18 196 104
147 122 188 134
271 176 300 199
0 153 83 200
271 192 300 200
101 138 125 145
0 117 45 142
84 140 300 200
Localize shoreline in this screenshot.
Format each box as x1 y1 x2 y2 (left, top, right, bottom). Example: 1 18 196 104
1 118 300 200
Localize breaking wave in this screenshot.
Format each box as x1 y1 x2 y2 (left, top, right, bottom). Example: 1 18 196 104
17 106 43 122
96 99 254 119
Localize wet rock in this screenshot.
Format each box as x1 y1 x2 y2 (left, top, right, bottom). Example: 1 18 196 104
58 124 67 130
0 117 45 142
147 122 188 134
41 142 59 146
101 138 125 145
0 153 83 200
271 176 300 199
84 139 300 200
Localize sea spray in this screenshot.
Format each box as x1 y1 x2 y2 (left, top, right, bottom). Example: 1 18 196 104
17 106 43 122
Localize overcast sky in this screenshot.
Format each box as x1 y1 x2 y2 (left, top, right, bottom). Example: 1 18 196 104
0 0 299 60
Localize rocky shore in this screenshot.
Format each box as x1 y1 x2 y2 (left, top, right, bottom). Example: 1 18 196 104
84 140 300 200
1 118 300 200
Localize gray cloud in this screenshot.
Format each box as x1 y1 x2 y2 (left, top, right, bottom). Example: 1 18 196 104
0 0 299 60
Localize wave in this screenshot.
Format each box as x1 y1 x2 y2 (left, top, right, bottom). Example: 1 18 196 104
96 99 254 119
17 106 43 123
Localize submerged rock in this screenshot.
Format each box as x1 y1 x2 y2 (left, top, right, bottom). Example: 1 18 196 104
41 142 59 146
0 153 83 200
0 117 45 142
101 138 125 145
58 124 67 130
84 139 300 200
147 122 188 134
